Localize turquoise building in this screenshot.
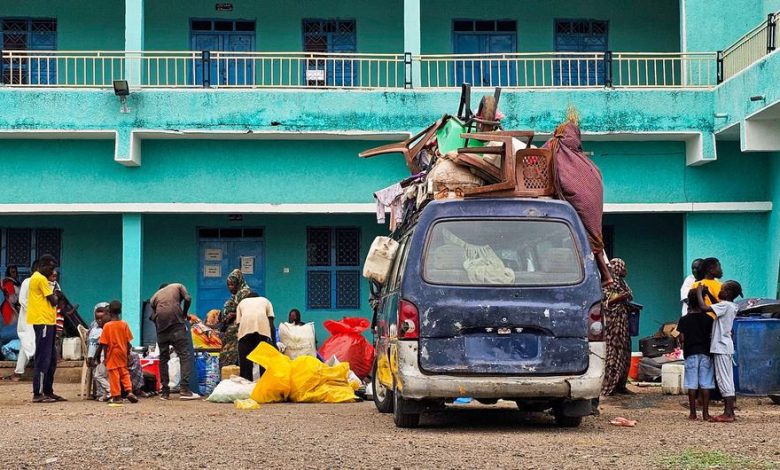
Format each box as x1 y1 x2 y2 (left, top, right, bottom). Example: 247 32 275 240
1 0 779 345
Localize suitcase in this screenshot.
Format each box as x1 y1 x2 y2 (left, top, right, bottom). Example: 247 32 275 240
639 335 676 358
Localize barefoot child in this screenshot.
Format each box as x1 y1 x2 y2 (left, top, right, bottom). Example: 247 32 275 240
695 281 742 423
93 301 137 404
677 289 715 420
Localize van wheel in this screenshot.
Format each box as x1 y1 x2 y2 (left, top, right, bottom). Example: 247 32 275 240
393 384 420 428
553 413 583 428
372 364 393 414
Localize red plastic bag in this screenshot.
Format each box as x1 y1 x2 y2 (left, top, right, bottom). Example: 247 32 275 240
318 317 375 379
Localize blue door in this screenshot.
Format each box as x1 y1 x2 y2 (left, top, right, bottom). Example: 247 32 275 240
554 19 608 86
453 20 516 87
303 19 357 87
198 232 265 315
191 19 255 86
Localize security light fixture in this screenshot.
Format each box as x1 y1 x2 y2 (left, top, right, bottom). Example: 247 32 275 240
750 95 766 102
113 80 130 113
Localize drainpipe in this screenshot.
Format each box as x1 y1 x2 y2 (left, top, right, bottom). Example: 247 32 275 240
604 51 613 88
716 50 723 84
768 13 777 54
202 51 211 88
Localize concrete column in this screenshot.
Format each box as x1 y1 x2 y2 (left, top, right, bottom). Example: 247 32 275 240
403 0 421 88
125 0 144 86
122 213 143 343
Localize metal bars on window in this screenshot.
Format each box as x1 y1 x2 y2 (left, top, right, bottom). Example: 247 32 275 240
306 227 360 310
0 228 61 277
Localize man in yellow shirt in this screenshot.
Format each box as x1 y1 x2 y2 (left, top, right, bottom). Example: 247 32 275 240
27 254 62 403
691 257 723 314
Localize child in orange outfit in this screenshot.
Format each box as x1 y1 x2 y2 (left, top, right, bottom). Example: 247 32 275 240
94 301 137 404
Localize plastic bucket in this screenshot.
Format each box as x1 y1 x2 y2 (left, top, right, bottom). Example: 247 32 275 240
628 352 643 380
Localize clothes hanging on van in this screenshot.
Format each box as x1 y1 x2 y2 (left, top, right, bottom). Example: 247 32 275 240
374 183 404 231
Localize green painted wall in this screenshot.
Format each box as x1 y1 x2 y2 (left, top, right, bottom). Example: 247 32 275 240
590 141 770 204
144 0 403 53
141 213 386 342
604 213 683 349
684 212 769 297
0 0 124 50
421 0 680 54
0 215 122 325
682 0 768 52
768 153 780 299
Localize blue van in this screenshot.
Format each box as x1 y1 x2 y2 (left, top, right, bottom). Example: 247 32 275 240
371 197 605 428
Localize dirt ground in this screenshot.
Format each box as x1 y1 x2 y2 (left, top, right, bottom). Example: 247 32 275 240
1 382 779 469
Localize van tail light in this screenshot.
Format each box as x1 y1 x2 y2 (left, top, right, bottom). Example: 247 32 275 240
587 303 604 341
398 299 419 340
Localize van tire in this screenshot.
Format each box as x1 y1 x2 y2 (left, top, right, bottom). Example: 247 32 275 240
372 363 393 414
393 384 421 428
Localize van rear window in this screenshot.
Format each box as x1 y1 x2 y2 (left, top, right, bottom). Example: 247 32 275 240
423 219 583 286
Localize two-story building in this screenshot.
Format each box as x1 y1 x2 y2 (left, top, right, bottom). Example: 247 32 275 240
1 0 779 345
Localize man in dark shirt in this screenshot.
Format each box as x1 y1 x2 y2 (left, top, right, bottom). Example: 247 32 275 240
150 283 198 400
677 289 715 421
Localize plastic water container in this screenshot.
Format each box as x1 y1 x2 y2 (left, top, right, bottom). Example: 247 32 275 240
733 316 780 395
661 363 687 395
363 236 399 284
62 337 82 361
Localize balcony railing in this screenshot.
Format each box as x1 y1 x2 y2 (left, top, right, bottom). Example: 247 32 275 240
0 51 407 89
418 52 716 88
1 50 717 89
720 11 778 81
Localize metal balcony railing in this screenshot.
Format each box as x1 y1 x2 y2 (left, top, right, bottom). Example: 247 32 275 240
417 52 717 88
0 51 407 89
1 49 718 89
720 11 778 82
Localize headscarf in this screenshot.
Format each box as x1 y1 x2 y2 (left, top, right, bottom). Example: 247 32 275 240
604 258 632 308
93 301 110 315
610 258 627 278
222 269 250 319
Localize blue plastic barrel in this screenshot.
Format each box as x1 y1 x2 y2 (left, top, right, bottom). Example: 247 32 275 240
732 316 780 396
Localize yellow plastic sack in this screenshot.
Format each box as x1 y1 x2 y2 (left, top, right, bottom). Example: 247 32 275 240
248 342 356 404
234 398 261 410
249 342 293 403
289 356 357 404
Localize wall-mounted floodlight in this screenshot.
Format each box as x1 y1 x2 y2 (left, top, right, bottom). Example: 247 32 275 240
750 95 766 102
113 80 130 113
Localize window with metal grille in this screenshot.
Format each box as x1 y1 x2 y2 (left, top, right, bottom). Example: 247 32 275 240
302 19 357 86
0 228 61 278
306 227 360 310
1 18 57 85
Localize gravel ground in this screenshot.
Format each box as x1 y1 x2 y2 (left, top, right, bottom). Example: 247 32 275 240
1 382 779 469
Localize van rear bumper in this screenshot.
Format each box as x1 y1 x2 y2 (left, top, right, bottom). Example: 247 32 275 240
396 341 605 401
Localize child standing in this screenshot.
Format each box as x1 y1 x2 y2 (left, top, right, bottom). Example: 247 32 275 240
94 300 137 404
696 280 742 423
677 289 715 420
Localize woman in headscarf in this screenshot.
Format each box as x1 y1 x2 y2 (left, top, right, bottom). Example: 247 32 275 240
219 269 251 368
601 258 633 396
1 265 21 325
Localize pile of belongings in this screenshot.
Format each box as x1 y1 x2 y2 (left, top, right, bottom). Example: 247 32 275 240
360 85 612 284
247 342 360 404
637 322 682 382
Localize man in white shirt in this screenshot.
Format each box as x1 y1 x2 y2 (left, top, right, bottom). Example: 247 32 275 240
236 292 276 381
680 258 703 316
11 261 38 381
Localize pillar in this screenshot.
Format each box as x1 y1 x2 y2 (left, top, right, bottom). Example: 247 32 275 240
403 0 421 88
122 213 143 342
125 0 144 87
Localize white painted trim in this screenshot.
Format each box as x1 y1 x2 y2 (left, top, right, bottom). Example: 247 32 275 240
0 201 771 215
743 96 780 121
0 129 115 139
133 129 412 141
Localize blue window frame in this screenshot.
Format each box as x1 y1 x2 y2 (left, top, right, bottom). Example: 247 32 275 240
554 19 608 86
452 19 517 87
306 227 361 310
1 18 57 85
0 228 61 279
190 18 255 86
302 19 357 86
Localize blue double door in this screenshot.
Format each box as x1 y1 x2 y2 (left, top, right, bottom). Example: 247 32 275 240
192 26 255 86
454 32 516 87
553 19 609 86
197 235 265 315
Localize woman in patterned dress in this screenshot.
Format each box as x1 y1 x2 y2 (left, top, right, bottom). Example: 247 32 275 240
219 269 251 369
601 258 633 396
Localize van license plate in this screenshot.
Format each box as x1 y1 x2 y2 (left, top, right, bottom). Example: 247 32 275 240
497 328 511 335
